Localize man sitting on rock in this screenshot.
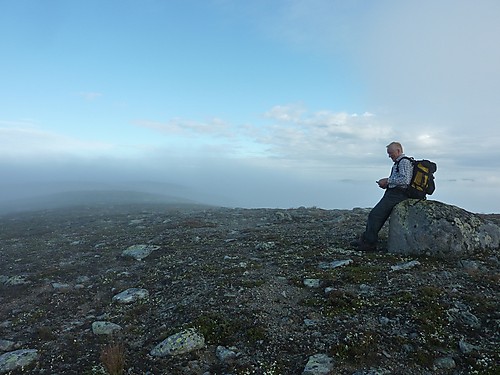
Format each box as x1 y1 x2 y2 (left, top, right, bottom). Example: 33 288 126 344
354 141 413 251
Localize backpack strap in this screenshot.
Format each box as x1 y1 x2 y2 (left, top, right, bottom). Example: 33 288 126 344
395 156 414 172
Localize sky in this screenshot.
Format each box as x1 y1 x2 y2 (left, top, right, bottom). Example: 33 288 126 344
1 0 499 213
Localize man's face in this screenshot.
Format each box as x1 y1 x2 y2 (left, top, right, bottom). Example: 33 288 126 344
387 146 400 162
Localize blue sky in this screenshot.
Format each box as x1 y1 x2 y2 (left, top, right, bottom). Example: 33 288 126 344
1 0 499 213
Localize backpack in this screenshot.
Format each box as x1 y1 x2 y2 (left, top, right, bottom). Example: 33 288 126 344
397 157 437 199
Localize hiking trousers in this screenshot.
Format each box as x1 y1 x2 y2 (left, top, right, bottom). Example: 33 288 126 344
362 188 409 245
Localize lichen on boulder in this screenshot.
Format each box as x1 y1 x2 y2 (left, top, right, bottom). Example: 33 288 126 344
0 349 39 374
150 328 205 357
388 200 500 257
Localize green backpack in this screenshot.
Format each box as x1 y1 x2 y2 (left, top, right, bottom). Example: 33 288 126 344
398 157 437 199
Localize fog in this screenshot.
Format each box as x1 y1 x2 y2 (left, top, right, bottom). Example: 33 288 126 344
0 155 382 215
2 151 497 216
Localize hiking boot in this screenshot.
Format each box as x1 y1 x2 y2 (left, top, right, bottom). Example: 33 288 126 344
356 241 377 252
350 237 363 247
350 240 358 247
350 237 377 252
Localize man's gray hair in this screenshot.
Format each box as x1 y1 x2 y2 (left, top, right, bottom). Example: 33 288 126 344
386 141 403 153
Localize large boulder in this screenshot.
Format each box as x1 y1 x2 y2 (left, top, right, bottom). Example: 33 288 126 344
388 200 500 258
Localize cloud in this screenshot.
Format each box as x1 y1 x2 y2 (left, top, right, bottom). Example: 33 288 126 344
133 117 233 138
77 91 103 101
0 120 114 160
357 1 500 126
253 1 500 130
260 104 393 162
132 104 397 168
263 104 306 122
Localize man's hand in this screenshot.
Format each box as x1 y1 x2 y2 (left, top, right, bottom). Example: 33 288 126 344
376 178 389 189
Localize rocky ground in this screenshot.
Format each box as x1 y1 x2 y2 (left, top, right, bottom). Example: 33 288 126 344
0 203 498 374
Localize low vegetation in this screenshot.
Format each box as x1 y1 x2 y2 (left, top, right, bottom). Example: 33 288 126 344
0 204 498 374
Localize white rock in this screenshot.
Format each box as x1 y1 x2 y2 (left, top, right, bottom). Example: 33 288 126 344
324 287 336 294
0 349 39 373
91 321 123 335
112 288 149 304
304 279 321 288
52 282 71 290
122 244 160 261
302 353 334 375
319 259 353 269
76 276 90 283
216 345 237 362
150 329 205 357
390 260 421 271
4 276 31 286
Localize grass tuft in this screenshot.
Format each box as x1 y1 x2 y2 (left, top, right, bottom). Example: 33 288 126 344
100 342 125 375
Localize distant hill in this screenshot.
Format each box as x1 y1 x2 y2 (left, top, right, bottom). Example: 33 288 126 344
0 189 207 214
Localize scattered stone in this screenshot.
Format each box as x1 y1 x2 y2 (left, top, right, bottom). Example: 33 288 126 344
122 244 161 261
0 340 15 352
352 370 389 375
303 279 322 288
318 259 353 269
91 321 123 335
458 339 479 354
276 211 293 221
129 219 144 225
52 282 71 291
401 344 414 353
302 353 334 375
448 308 481 329
2 276 30 286
359 284 373 294
255 241 276 251
112 288 149 304
324 286 335 294
458 260 480 271
76 275 90 284
459 311 482 329
0 349 39 373
382 350 392 358
215 345 237 362
329 247 359 255
390 260 420 271
150 329 205 357
434 356 456 370
379 316 391 325
304 319 317 327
